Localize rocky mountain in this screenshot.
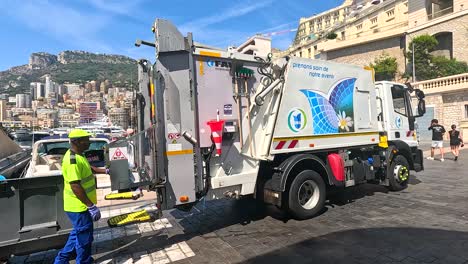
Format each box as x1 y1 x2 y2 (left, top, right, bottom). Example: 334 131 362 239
0 51 138 95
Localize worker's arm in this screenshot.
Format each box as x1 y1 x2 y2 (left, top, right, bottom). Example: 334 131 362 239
70 181 94 207
91 166 107 174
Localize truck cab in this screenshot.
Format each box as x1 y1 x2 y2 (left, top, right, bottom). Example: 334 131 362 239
376 81 426 171
377 82 415 146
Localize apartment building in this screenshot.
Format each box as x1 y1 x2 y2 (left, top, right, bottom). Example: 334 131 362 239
284 0 409 75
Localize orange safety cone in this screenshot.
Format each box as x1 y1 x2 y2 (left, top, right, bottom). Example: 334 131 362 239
207 120 225 156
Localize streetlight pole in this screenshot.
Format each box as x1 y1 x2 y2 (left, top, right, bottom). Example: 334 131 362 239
412 42 416 82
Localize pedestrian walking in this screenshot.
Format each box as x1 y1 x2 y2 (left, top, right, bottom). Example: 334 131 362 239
54 129 100 264
448 124 464 161
427 119 446 161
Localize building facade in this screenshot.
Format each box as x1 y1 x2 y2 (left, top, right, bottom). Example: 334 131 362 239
0 100 6 121
407 0 468 140
15 94 32 108
79 102 98 124
283 0 410 76
109 108 130 129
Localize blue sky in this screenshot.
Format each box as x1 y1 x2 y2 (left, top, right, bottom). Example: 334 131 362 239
0 0 343 71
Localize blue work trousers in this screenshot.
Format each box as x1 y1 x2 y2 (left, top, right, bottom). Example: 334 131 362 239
54 211 94 264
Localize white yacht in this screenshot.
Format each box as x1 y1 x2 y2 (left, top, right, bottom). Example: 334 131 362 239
24 135 109 178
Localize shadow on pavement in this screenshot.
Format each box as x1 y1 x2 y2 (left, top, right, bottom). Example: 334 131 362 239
92 173 425 262
243 227 468 264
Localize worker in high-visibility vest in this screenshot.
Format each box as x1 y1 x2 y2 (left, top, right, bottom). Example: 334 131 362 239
54 129 100 264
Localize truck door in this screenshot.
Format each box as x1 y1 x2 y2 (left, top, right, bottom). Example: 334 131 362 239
388 84 418 146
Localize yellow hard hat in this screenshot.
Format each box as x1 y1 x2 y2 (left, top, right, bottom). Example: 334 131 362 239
68 129 91 139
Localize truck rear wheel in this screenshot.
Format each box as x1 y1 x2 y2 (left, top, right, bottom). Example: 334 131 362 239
286 170 326 220
388 155 410 191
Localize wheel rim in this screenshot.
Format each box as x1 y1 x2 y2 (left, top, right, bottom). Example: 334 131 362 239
393 164 409 183
297 180 320 210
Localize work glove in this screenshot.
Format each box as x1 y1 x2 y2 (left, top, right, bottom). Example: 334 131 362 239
87 204 101 221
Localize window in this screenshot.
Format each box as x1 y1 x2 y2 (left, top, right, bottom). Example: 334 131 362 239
341 31 346 40
427 0 454 20
386 9 395 17
391 85 408 116
356 24 363 30
465 105 468 119
308 48 312 58
371 17 378 24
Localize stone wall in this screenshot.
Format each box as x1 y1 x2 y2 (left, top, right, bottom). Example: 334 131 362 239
325 37 406 79
424 91 468 127
442 91 468 127
408 14 468 63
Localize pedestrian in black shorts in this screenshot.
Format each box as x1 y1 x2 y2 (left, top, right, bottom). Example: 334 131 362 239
448 124 464 161
427 119 446 161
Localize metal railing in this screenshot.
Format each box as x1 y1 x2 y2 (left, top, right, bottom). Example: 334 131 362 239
411 73 468 94
428 6 454 20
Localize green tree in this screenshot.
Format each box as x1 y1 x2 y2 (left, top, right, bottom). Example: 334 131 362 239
407 34 438 81
326 32 337 40
407 34 468 81
370 53 398 81
432 56 468 78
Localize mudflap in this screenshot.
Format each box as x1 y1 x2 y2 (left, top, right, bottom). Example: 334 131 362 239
412 148 424 172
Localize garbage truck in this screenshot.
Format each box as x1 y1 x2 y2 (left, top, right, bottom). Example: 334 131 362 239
116 18 426 220
0 18 426 258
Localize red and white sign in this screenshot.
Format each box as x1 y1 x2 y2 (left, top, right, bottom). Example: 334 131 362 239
110 147 128 160
168 133 181 140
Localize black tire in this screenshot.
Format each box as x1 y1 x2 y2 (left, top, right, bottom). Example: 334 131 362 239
285 170 326 220
388 155 410 191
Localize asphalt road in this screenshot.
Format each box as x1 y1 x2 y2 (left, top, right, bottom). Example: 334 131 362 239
9 147 468 264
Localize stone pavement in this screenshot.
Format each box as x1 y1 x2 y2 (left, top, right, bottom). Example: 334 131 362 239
8 148 468 264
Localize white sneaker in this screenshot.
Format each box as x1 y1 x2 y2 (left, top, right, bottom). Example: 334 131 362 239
440 158 444 162
426 157 434 160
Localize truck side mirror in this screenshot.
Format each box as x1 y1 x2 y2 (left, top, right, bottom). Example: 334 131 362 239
416 99 426 117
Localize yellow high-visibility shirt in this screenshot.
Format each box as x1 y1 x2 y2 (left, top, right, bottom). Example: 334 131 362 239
62 149 97 212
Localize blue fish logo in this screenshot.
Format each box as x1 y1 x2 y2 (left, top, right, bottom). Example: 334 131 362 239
293 112 302 130
288 108 307 133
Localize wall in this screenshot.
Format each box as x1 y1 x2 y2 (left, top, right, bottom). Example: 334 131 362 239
409 0 468 27
424 91 468 128
325 36 406 76
408 14 468 63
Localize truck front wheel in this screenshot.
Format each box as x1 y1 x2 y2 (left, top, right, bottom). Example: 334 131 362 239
388 155 410 191
285 170 326 220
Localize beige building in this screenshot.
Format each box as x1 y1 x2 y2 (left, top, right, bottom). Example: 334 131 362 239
283 0 410 75
408 0 468 141
0 100 6 121
109 108 130 129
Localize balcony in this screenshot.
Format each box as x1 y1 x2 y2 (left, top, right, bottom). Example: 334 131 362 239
411 73 468 95
428 6 453 20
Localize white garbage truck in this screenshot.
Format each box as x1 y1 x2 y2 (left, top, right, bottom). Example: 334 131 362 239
113 19 426 220
0 18 427 259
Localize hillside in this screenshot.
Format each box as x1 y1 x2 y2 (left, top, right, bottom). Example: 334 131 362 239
0 51 138 95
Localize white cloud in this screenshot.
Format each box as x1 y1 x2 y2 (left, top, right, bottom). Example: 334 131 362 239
180 0 273 34
86 0 139 15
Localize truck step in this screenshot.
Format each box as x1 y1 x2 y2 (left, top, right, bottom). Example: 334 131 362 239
107 209 155 227
104 192 141 200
